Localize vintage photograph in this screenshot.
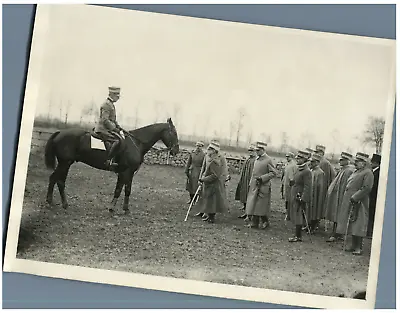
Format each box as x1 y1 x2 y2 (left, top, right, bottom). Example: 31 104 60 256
3 4 396 309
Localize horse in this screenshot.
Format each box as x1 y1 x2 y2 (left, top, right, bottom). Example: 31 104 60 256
44 118 179 214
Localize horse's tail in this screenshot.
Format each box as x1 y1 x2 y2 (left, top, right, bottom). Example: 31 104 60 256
44 131 60 170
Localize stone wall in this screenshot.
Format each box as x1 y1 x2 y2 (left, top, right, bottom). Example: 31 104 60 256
143 148 246 174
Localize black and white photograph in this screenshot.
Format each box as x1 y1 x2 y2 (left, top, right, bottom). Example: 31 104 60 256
3 4 396 309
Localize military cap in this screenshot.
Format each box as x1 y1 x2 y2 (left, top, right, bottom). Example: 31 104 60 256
339 152 353 161
310 153 322 162
315 145 326 153
355 152 369 162
108 86 121 94
255 141 268 150
207 140 220 152
195 141 204 147
296 150 311 160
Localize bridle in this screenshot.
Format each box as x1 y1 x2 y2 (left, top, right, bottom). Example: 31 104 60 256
161 128 179 154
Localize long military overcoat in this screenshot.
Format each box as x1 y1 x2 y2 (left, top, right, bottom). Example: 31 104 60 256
308 166 325 221
185 150 205 195
245 154 278 217
319 157 337 217
289 164 312 225
324 165 354 223
336 167 374 237
235 156 256 203
282 160 298 201
198 156 228 214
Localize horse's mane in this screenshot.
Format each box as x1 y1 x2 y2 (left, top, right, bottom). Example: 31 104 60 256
128 122 168 142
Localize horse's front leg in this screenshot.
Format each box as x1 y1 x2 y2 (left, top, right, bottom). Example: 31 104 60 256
109 172 124 213
123 171 135 214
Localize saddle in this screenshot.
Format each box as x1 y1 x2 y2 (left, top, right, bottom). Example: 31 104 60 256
90 128 125 152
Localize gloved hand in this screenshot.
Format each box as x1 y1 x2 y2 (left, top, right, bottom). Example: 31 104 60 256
119 130 125 139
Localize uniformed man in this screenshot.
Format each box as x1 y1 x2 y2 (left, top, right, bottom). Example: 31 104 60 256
245 141 279 229
235 144 257 219
281 152 298 221
94 86 125 170
314 145 336 225
185 141 206 204
336 152 374 255
308 153 325 234
197 140 228 223
324 152 354 242
288 150 312 242
195 139 229 219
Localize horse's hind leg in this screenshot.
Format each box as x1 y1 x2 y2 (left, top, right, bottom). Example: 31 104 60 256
46 169 59 206
56 161 73 209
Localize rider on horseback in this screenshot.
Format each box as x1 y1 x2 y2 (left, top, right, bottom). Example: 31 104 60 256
94 86 125 171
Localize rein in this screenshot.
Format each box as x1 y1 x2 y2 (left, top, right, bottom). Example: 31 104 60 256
122 128 176 153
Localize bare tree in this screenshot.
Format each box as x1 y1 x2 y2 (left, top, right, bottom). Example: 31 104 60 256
280 131 288 152
260 132 271 146
361 116 385 154
235 107 247 147
133 106 139 128
298 132 308 148
153 101 162 123
246 130 253 146
172 103 181 126
228 121 235 146
59 99 63 121
81 99 98 125
203 114 210 141
64 100 73 125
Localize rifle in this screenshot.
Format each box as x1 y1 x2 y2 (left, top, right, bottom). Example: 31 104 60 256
184 184 202 222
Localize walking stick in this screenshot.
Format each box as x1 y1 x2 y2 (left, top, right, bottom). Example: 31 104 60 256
343 203 355 251
296 193 313 243
301 205 313 244
184 184 202 222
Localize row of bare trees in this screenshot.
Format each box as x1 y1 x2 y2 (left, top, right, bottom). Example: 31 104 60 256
46 97 386 154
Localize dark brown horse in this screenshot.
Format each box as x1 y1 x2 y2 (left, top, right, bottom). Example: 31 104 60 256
44 118 179 214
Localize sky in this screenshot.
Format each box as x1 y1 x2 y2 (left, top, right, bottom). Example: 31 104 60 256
32 5 395 155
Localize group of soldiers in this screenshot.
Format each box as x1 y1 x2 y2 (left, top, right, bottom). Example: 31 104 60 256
185 140 381 256
96 86 380 256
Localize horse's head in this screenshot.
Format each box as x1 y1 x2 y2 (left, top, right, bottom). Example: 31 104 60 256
161 118 180 156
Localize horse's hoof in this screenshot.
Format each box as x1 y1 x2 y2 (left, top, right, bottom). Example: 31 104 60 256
62 203 69 210
108 208 115 214
123 209 130 215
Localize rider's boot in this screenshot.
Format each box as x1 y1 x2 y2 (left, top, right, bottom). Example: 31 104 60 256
105 141 119 170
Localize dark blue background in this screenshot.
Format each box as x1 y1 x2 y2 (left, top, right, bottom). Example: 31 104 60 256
2 4 396 309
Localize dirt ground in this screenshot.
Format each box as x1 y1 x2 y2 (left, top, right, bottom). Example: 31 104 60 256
16 152 371 299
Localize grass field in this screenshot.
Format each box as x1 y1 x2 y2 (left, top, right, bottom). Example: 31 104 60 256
17 152 371 299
